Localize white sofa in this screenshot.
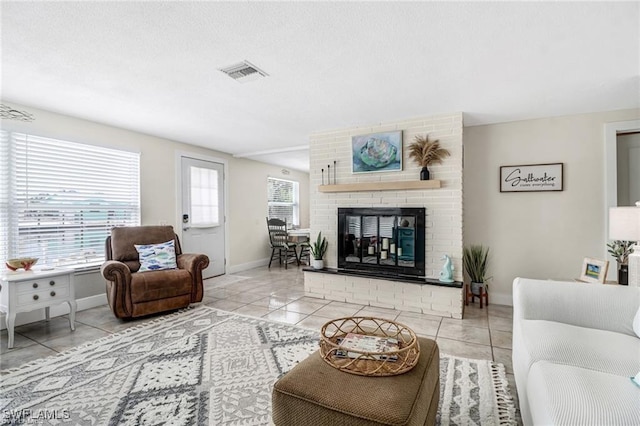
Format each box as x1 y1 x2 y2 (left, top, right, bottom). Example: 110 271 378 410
513 278 640 426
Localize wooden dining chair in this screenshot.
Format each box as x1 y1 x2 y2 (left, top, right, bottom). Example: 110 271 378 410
298 239 311 265
266 218 299 269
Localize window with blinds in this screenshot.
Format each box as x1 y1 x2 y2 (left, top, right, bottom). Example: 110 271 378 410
267 177 299 226
0 131 140 269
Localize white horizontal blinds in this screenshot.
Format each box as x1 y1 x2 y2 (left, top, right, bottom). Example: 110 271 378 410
362 216 377 237
268 177 299 226
347 215 394 238
380 216 395 238
190 166 219 226
0 131 10 265
10 132 140 267
346 216 361 237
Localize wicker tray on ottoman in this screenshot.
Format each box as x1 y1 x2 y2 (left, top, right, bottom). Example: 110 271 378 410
319 316 420 376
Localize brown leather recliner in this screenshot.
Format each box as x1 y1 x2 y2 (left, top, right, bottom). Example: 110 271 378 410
100 226 209 319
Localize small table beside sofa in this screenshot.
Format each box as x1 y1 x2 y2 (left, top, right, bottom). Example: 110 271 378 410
0 268 76 349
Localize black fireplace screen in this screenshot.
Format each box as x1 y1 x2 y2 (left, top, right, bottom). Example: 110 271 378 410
337 207 425 276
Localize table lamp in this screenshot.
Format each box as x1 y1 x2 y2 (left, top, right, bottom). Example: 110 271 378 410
609 202 640 286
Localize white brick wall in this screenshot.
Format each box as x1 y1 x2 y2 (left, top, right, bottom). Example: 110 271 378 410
304 271 463 319
308 112 464 318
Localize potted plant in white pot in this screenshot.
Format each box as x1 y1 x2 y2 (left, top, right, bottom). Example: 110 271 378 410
463 245 490 296
607 240 634 285
310 232 328 270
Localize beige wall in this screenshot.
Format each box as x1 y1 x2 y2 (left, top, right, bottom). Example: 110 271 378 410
229 159 310 269
0 102 309 300
464 108 640 305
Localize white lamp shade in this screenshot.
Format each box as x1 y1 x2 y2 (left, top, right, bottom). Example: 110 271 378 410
609 207 640 241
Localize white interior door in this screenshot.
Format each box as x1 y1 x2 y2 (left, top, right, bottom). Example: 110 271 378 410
180 156 225 278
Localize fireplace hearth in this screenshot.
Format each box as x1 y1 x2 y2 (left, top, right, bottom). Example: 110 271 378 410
337 207 425 277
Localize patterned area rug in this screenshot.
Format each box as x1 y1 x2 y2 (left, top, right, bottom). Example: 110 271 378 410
0 306 516 425
437 355 516 425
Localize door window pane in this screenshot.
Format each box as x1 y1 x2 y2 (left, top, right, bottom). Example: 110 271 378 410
190 166 219 226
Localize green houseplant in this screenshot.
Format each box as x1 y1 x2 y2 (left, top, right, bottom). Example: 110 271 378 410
607 240 635 285
310 232 328 269
607 240 634 264
463 245 490 295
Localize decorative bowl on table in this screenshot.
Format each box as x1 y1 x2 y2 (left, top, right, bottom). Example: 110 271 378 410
5 257 38 271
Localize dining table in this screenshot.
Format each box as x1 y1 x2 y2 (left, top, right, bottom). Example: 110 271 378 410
288 228 310 240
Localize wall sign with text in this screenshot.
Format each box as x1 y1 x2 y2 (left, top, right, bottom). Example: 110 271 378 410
500 163 563 192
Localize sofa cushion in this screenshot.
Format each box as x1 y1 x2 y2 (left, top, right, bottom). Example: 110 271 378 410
130 269 192 303
528 361 640 426
513 278 640 336
519 320 640 377
634 307 640 338
135 240 177 272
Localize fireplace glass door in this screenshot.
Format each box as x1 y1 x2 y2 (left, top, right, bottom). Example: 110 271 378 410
338 207 425 276
342 215 417 268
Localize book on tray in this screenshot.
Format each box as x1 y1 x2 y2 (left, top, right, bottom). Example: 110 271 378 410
335 333 399 361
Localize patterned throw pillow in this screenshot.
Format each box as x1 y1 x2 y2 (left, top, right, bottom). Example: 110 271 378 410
134 240 177 272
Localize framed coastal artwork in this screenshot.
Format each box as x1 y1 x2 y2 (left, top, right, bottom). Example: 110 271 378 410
500 163 563 192
352 131 402 174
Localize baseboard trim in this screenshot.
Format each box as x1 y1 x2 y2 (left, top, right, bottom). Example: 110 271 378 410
0 293 108 331
227 258 269 274
488 291 513 306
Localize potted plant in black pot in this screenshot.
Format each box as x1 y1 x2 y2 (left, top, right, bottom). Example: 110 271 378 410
607 240 634 285
463 245 491 296
310 232 328 270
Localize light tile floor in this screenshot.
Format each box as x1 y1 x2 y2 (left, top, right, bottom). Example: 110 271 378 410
0 266 519 410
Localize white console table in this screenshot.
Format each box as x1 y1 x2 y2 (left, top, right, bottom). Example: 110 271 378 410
0 268 77 349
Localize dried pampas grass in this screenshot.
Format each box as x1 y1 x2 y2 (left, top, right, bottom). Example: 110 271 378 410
408 135 450 167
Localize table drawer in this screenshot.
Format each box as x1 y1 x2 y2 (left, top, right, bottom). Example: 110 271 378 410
16 275 70 294
17 286 69 306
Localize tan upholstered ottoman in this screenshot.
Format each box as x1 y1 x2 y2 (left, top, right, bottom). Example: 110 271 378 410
272 337 440 426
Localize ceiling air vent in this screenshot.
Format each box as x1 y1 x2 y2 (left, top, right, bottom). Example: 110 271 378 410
219 61 268 83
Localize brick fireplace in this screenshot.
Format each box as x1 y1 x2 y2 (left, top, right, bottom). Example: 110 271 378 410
305 112 464 318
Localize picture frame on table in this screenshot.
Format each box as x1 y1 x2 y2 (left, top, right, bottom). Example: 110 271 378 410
579 257 609 283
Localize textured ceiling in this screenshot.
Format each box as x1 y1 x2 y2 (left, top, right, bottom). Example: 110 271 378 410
2 2 639 172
